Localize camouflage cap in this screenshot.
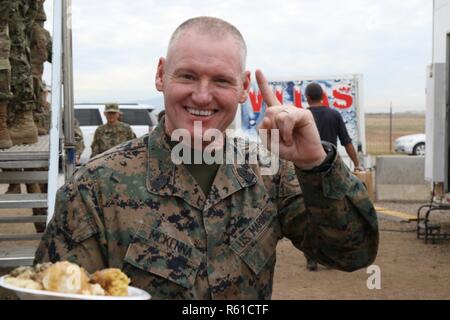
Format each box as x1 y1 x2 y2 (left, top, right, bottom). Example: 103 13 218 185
105 103 121 113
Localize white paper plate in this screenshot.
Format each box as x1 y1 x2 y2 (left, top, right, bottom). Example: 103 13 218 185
0 276 151 300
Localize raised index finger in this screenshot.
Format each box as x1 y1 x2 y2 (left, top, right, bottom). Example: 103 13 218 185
255 69 281 107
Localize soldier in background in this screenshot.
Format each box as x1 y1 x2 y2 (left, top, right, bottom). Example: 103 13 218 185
2 1 36 193
90 103 136 158
0 0 13 148
7 0 39 145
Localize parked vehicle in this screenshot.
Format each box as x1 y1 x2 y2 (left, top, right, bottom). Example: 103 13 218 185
75 104 158 163
394 133 426 156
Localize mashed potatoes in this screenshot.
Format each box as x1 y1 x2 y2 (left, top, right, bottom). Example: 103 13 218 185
4 261 131 296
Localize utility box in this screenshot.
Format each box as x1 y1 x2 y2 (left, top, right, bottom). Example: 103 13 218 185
376 156 430 202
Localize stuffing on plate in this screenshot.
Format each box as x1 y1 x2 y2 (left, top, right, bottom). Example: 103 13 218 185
4 261 131 296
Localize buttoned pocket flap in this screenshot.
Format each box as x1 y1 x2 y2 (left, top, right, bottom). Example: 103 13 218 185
124 226 202 289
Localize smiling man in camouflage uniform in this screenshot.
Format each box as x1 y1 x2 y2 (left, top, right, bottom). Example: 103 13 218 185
35 17 379 300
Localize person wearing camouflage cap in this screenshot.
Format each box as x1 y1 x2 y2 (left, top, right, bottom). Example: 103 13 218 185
90 103 136 158
35 17 378 300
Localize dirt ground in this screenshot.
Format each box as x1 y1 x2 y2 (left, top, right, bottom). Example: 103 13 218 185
273 217 450 299
1 201 450 300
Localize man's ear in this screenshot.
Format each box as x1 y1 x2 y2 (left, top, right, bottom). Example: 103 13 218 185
239 71 251 104
155 57 165 92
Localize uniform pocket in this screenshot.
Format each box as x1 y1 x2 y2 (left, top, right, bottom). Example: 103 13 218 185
124 225 202 289
230 205 280 275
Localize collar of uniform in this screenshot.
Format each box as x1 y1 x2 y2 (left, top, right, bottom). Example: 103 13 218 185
145 119 257 211
105 121 121 128
203 136 258 211
145 120 204 210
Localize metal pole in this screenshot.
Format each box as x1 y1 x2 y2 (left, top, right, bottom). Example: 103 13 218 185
354 74 366 155
389 102 393 153
47 0 63 224
62 0 75 179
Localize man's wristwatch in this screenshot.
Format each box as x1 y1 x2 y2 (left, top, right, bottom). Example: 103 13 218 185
300 142 336 173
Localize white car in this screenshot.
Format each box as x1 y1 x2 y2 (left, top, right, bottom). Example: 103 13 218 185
75 104 159 163
394 133 426 156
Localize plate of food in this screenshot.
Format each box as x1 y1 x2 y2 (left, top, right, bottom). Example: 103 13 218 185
0 261 151 300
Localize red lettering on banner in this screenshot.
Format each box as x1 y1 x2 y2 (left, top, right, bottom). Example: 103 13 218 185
332 87 353 109
294 88 303 108
276 89 283 104
321 93 330 107
249 90 263 112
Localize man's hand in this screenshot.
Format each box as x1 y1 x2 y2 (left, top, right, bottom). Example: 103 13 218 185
256 69 327 170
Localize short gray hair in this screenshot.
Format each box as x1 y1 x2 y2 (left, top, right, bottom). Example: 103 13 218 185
167 16 247 70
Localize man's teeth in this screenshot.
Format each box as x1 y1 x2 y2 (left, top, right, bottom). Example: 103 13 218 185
187 108 215 117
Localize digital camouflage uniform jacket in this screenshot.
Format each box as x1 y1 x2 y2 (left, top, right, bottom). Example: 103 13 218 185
90 121 136 158
35 120 379 300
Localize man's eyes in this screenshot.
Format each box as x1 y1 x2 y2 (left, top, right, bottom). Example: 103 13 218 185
215 78 231 84
176 74 234 85
180 74 195 80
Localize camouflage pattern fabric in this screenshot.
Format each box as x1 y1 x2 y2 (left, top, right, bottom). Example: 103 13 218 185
32 106 48 133
31 1 51 114
7 0 37 119
30 21 51 113
90 121 136 158
35 0 46 22
24 0 50 127
35 119 379 300
0 0 13 22
0 1 12 102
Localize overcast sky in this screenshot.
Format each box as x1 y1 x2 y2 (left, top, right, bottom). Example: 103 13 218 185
43 0 433 113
